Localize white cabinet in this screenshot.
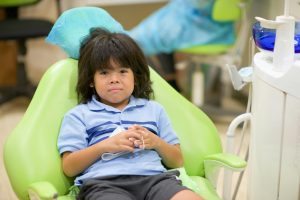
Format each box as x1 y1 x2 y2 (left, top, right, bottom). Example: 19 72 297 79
248 52 300 200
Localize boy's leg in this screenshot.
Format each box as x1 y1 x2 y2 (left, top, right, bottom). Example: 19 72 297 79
145 170 201 200
171 189 204 200
78 189 133 200
77 179 134 200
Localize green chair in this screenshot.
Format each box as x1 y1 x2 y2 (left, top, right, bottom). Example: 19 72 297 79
4 58 246 200
177 0 250 108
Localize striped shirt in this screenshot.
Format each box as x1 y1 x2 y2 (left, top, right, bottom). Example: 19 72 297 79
57 95 180 185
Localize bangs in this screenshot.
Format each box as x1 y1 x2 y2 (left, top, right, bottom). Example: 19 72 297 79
89 35 132 71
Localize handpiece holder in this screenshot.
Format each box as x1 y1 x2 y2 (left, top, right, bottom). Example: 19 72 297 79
255 16 295 72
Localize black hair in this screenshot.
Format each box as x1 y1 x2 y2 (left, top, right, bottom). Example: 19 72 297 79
77 28 153 103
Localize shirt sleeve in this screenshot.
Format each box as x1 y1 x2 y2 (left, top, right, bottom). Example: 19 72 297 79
57 110 88 155
157 104 180 145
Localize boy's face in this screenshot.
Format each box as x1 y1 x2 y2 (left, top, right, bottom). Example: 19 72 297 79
93 59 134 110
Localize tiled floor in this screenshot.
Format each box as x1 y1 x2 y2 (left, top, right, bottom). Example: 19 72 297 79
0 96 250 200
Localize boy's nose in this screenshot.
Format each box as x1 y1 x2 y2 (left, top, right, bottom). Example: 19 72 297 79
109 73 120 83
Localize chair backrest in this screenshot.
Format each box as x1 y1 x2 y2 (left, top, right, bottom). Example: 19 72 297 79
4 58 222 199
212 0 250 61
0 0 39 7
212 0 242 22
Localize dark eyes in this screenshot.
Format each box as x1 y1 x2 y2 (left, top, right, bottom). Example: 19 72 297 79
98 69 129 75
120 69 129 73
99 70 107 75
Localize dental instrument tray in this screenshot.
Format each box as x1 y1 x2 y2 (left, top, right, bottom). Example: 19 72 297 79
252 21 300 53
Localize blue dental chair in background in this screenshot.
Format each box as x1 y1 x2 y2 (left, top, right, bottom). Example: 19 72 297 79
177 0 250 115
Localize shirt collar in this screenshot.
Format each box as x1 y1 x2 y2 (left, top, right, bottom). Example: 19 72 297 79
87 95 147 112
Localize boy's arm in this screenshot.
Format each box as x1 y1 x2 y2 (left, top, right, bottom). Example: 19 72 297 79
62 142 108 177
129 125 184 168
62 130 141 177
154 141 183 168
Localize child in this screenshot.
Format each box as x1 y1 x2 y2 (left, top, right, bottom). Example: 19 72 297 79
57 28 203 200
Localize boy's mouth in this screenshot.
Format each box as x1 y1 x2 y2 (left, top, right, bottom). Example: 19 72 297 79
109 88 122 92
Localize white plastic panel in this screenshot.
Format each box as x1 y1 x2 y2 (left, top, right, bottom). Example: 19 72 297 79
248 72 285 200
279 94 300 200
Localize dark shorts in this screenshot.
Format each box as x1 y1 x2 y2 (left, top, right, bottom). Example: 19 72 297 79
77 170 189 200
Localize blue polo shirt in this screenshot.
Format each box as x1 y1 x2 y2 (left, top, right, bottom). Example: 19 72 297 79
57 95 180 185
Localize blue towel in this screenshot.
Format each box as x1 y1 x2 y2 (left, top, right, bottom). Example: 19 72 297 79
46 7 125 59
128 0 235 55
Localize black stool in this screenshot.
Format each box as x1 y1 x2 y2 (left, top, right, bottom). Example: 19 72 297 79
0 1 55 104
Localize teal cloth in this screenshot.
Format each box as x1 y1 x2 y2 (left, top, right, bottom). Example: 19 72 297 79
128 0 235 55
46 7 125 59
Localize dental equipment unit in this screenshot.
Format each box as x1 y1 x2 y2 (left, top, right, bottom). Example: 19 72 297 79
227 0 300 199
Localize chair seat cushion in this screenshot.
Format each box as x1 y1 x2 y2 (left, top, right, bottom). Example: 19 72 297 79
57 195 75 200
0 19 53 40
176 167 221 200
189 176 221 200
176 44 233 55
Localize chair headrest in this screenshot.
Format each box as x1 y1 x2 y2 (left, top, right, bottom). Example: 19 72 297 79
212 0 241 22
46 7 125 59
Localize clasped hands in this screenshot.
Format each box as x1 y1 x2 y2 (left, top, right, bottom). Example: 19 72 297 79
106 125 159 154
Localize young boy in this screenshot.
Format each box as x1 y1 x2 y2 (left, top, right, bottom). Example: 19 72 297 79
57 28 203 200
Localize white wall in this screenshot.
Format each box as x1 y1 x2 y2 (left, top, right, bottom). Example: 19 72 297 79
20 0 67 85
252 0 300 20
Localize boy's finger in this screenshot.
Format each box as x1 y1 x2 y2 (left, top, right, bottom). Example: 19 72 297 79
126 131 142 140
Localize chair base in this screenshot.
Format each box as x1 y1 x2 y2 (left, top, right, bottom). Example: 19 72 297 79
0 84 35 105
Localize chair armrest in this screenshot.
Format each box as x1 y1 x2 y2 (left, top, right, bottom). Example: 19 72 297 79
203 153 246 187
28 181 58 200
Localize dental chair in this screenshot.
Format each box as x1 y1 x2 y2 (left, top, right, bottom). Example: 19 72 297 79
4 58 246 200
177 0 250 112
3 6 246 200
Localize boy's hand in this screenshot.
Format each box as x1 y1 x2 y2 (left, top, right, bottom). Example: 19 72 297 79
104 129 141 153
128 125 161 150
